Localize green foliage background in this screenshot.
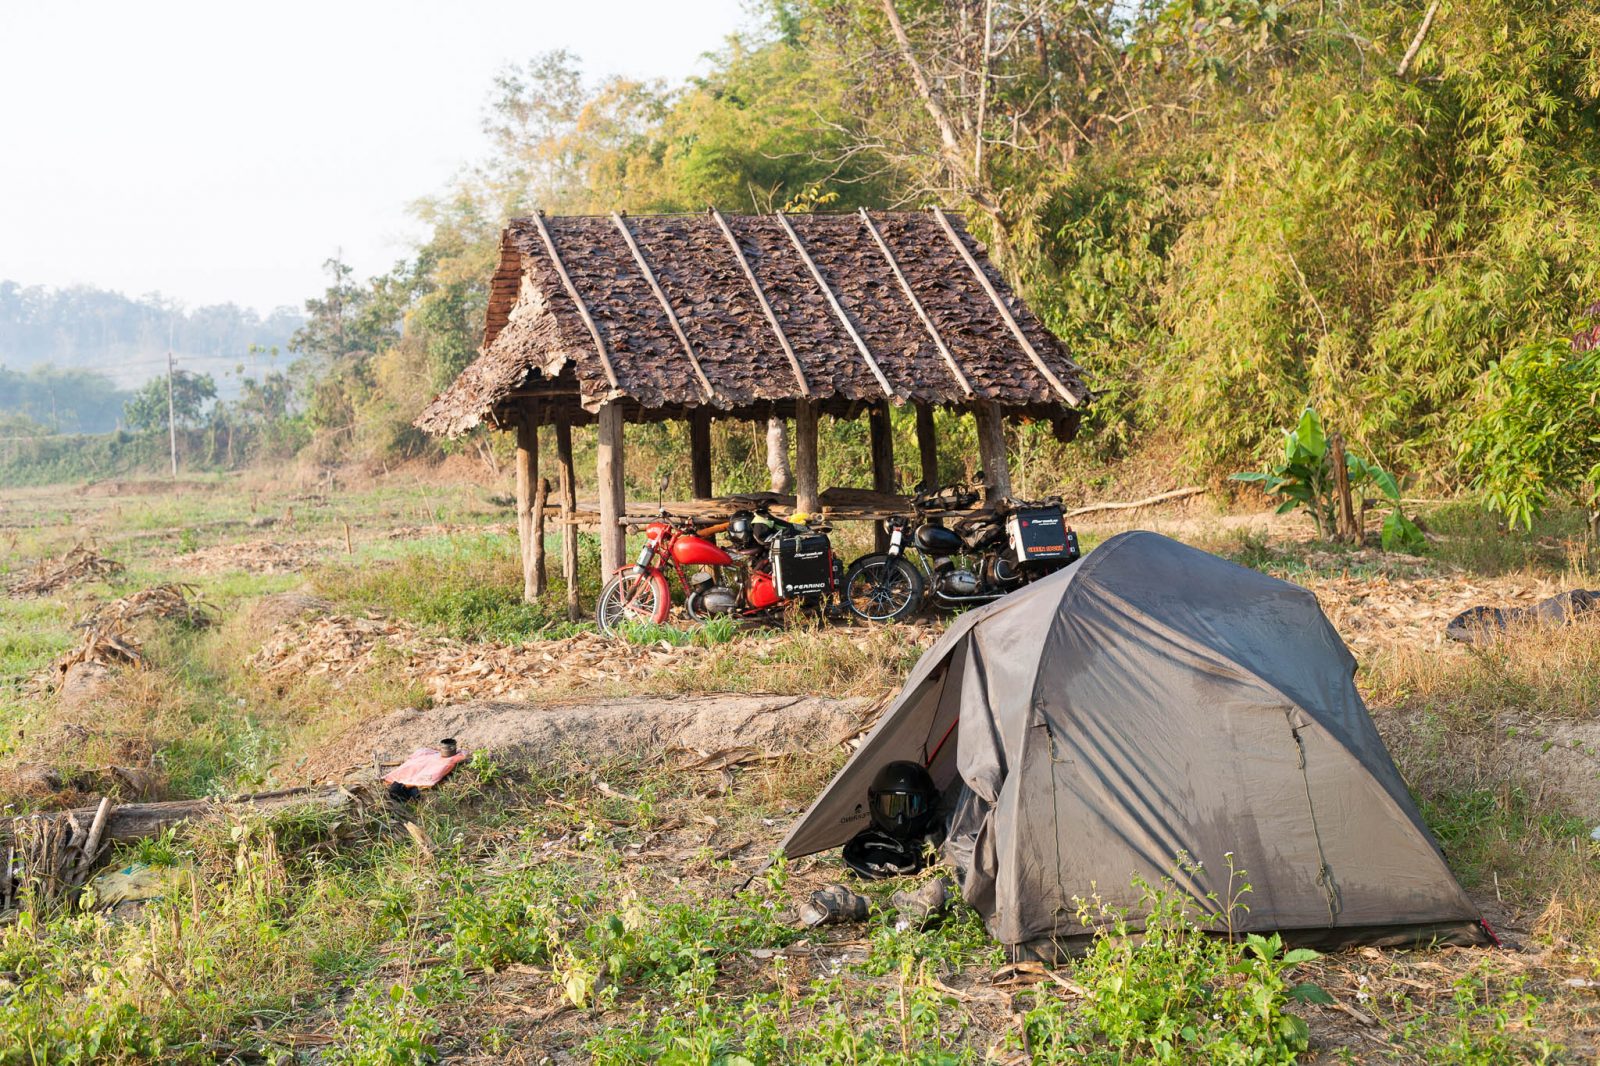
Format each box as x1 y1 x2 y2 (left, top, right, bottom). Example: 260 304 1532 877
14 0 1600 504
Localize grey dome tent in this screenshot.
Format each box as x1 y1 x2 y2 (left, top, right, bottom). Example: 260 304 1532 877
777 531 1488 957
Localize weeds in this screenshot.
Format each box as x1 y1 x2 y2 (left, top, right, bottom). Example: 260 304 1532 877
1018 870 1321 1065
326 976 454 1066
1397 961 1561 1065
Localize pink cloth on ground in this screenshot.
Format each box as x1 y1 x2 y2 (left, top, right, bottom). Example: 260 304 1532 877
382 747 467 787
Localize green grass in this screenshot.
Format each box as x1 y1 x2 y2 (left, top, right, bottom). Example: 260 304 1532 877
1424 500 1595 576
313 532 596 642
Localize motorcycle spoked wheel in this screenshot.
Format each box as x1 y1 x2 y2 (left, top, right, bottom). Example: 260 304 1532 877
843 555 924 622
596 570 671 635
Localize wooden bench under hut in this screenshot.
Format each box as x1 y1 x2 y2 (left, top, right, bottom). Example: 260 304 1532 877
414 208 1091 614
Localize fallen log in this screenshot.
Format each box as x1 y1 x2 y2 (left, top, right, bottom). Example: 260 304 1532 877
1065 486 1205 518
8 786 359 847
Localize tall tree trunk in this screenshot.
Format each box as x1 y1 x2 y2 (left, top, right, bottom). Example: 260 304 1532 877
766 416 793 494
880 0 1008 234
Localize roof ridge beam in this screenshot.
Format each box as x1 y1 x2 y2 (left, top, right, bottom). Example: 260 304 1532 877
610 212 719 405
529 211 621 392
775 212 899 403
858 208 973 400
709 207 812 398
929 207 1085 408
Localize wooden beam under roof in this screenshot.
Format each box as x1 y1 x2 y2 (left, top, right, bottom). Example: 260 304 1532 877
610 212 719 404
858 208 974 399
929 207 1085 408
708 206 812 398
529 211 620 392
775 211 898 402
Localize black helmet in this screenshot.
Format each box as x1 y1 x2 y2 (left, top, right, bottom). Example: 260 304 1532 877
868 760 939 839
727 510 756 551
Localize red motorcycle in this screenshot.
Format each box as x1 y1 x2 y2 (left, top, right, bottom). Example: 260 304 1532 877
595 502 841 635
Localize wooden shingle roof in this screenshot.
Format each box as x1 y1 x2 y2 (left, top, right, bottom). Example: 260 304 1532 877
415 209 1089 437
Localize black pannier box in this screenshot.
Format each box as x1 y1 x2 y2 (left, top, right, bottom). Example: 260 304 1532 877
1006 507 1077 566
772 533 834 597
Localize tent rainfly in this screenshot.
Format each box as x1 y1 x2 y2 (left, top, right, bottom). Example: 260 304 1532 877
414 209 1091 611
778 531 1492 958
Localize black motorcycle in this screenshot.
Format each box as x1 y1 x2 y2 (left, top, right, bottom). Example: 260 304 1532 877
842 483 1080 622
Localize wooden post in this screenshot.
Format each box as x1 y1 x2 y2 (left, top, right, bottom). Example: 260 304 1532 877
795 400 820 515
689 410 714 500
515 415 539 603
556 420 580 621
975 403 1012 504
869 403 896 551
1330 433 1357 544
915 404 939 490
596 403 627 578
531 475 549 595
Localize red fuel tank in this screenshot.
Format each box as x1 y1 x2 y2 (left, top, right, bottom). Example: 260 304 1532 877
670 535 735 567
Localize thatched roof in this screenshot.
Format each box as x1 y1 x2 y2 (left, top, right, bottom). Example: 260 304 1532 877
415 209 1090 437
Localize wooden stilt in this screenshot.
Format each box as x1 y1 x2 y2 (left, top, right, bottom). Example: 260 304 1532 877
690 410 714 500
795 400 820 515
515 415 538 603
975 403 1012 504
556 420 580 621
915 404 939 491
531 475 549 595
596 403 627 577
869 403 896 551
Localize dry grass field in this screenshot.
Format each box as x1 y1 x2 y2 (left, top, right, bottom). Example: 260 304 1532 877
2 463 1598 1063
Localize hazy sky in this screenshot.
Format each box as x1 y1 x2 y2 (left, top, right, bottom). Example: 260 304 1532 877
0 0 750 314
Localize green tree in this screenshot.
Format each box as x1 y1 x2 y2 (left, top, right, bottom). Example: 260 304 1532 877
1463 330 1600 539
290 255 403 433
122 369 216 432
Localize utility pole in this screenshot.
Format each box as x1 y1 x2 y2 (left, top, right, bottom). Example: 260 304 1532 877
167 315 178 478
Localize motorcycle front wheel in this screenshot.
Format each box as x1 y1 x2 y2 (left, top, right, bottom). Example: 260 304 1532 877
596 570 670 635
843 555 924 623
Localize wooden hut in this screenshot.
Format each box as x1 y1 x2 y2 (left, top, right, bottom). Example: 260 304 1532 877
415 208 1090 610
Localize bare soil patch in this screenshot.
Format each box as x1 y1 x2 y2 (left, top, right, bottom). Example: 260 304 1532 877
300 693 877 782
242 590 332 632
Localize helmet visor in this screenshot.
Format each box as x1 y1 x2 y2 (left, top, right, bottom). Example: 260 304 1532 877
872 789 930 824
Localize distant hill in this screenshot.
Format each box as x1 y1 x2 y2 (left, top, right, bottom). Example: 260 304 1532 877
0 281 304 406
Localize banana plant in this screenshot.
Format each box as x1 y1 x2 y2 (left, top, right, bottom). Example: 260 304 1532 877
1232 408 1424 551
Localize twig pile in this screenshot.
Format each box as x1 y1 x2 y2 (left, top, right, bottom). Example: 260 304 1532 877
79 582 214 629
52 621 144 678
7 545 123 595
2 796 114 916
42 584 217 686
